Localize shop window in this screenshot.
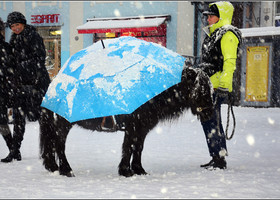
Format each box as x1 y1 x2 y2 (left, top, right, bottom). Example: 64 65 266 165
93 24 167 47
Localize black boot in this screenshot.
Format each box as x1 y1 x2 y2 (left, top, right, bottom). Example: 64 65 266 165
200 156 227 170
1 127 13 150
1 127 22 163
1 149 21 163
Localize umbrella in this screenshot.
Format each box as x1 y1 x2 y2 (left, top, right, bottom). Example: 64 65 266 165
41 36 186 123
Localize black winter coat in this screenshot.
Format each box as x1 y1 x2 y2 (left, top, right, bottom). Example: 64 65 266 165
0 34 15 124
10 24 50 120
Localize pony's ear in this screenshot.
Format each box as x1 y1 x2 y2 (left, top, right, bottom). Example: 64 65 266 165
181 66 196 83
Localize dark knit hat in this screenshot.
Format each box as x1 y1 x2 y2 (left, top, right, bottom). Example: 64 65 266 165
0 17 5 31
203 4 220 18
7 11 27 27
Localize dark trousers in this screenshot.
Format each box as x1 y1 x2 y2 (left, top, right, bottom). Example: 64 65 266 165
201 93 227 157
12 107 26 150
12 105 44 150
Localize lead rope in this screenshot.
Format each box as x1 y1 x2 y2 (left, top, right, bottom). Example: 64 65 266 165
225 101 236 140
216 94 236 140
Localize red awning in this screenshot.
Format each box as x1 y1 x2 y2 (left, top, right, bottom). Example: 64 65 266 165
77 15 171 34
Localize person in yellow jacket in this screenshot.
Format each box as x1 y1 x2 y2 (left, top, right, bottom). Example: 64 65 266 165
198 1 242 169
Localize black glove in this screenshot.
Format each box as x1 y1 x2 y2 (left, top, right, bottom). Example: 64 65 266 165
216 87 230 99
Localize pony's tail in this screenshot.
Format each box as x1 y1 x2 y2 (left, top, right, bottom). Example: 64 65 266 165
39 107 59 172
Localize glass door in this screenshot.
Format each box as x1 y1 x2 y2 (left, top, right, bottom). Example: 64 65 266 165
37 26 61 79
44 39 61 79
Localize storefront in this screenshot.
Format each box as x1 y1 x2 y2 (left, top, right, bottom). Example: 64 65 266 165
31 13 62 79
1 1 194 80
76 15 171 47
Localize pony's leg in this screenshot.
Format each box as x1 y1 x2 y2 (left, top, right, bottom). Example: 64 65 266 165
130 112 158 176
118 124 135 177
39 108 59 172
131 131 148 176
118 120 149 176
54 115 74 177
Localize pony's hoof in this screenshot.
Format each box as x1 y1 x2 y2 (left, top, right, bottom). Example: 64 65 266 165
118 168 134 177
135 171 148 176
132 166 148 175
60 171 75 177
44 164 59 172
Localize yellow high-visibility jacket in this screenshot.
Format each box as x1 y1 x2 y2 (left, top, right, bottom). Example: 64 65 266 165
203 1 242 92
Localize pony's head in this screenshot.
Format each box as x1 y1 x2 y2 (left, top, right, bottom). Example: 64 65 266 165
181 66 214 122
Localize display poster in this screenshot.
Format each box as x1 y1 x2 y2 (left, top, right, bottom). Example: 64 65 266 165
245 46 269 102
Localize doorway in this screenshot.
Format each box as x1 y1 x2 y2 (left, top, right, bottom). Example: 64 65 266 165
36 26 61 79
44 39 61 79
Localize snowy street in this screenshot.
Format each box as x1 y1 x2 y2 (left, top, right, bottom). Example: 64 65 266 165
0 106 280 199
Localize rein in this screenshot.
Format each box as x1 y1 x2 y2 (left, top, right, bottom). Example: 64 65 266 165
225 102 236 140
215 95 236 140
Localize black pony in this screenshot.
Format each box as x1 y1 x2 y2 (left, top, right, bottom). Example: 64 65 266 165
39 66 214 177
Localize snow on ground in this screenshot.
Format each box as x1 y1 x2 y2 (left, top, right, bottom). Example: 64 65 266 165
0 106 280 199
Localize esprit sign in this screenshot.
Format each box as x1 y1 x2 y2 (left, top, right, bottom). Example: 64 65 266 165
31 14 62 26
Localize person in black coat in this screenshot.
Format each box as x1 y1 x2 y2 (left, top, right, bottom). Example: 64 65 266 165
0 17 15 159
1 12 51 162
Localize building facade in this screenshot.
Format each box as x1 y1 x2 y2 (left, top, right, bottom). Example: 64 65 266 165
1 1 280 107
0 1 194 79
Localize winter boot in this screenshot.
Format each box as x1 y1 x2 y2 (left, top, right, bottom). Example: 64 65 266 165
1 125 13 149
200 155 227 170
1 125 22 163
1 148 21 163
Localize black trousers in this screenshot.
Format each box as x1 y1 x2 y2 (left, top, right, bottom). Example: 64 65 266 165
200 93 228 157
12 105 43 150
12 107 26 150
